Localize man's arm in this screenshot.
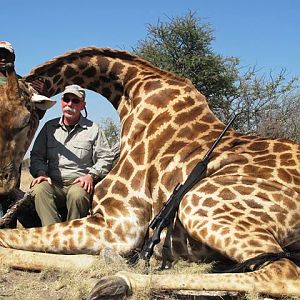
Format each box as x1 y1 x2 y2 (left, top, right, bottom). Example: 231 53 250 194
28 77 49 97
73 125 114 193
27 77 53 120
89 127 114 182
111 141 121 168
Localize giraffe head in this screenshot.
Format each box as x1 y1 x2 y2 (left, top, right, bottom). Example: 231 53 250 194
0 62 53 194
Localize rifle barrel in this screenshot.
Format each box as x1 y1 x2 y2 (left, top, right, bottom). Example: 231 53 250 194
203 114 236 160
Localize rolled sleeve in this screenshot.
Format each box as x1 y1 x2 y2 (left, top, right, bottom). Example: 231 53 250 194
89 128 114 180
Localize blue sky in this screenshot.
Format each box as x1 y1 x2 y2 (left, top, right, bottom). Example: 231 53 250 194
2 0 300 156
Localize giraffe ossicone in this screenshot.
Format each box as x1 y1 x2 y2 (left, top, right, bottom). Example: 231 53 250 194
0 47 299 298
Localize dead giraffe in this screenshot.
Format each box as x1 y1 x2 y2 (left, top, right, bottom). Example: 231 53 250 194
0 47 299 298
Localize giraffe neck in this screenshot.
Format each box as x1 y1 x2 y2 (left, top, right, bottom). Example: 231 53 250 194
25 47 158 110
25 46 221 141
25 47 225 209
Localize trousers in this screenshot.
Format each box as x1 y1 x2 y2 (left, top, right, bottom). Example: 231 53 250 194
31 181 92 226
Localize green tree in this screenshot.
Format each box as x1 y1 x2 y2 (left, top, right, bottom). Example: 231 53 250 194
133 11 239 115
224 67 298 135
100 117 120 147
133 12 300 142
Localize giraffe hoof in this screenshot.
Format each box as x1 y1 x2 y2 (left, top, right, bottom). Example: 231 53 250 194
86 276 130 300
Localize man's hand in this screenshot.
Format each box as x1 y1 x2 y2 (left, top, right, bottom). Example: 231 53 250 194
30 78 49 97
30 176 52 188
73 174 94 194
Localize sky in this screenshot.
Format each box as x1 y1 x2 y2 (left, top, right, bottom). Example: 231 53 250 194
2 0 300 156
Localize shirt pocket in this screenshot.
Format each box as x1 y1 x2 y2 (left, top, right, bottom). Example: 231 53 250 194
47 139 59 163
72 140 93 160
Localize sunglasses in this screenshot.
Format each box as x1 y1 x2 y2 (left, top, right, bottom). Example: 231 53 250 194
62 96 82 104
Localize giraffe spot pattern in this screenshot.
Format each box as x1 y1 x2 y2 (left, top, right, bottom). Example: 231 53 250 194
144 80 163 93
110 181 129 198
118 159 135 181
145 88 180 108
174 106 203 126
273 142 291 153
277 168 293 183
248 141 270 152
137 107 154 124
218 189 236 200
83 66 97 77
147 111 172 137
130 142 145 166
64 65 78 78
131 170 146 191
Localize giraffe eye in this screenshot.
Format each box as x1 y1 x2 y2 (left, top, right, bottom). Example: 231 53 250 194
19 114 31 130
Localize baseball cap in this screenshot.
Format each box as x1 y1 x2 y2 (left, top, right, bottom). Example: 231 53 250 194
0 41 14 54
62 84 85 101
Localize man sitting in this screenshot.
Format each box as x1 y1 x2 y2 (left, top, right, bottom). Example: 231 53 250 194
30 85 115 226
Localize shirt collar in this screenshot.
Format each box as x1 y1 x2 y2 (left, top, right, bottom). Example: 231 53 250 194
57 114 88 129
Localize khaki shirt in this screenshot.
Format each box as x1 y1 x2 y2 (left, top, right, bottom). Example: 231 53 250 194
30 115 114 185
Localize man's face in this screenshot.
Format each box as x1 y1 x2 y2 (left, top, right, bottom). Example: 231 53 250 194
0 49 15 68
61 93 85 122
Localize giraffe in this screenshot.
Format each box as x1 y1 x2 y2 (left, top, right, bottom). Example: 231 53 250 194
0 62 44 195
0 47 299 298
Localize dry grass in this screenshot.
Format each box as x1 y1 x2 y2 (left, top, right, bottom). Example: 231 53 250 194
0 248 216 300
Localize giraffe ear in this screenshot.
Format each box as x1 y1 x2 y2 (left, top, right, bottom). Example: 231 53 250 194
31 93 56 110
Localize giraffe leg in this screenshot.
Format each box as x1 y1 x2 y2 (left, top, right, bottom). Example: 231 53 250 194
87 259 300 298
0 246 99 271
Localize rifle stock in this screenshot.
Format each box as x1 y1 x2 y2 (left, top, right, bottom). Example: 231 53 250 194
141 183 182 260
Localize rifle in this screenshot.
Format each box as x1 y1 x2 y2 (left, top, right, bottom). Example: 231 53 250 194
139 114 236 266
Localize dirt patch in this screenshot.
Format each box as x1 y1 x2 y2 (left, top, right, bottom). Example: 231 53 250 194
0 251 219 300
1 267 69 299
0 251 128 300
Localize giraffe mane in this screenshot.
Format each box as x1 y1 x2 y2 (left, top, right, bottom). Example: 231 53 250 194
24 47 192 85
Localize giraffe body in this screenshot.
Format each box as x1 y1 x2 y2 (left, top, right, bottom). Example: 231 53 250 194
0 47 299 297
